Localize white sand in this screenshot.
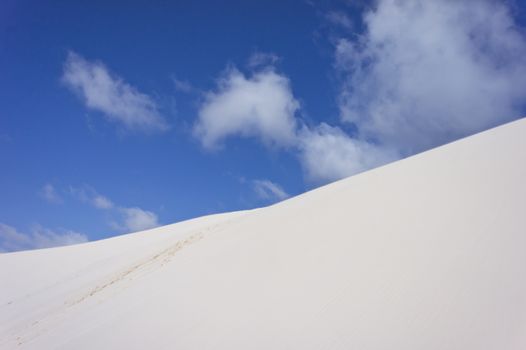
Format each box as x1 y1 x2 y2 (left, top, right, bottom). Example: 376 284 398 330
1 118 525 349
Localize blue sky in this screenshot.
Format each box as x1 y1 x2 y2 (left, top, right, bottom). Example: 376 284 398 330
1 0 526 251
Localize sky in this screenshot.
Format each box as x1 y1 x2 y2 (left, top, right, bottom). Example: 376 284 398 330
1 0 526 252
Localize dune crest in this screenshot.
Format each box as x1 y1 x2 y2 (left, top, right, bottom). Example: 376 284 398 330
1 119 526 350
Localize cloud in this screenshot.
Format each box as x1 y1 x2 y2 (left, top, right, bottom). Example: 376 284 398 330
39 183 63 204
173 77 199 94
196 5 526 186
336 0 526 155
193 67 299 150
62 51 169 133
0 223 88 253
193 61 396 183
247 52 280 69
0 133 12 143
92 194 114 209
253 179 289 202
69 185 113 209
193 61 397 183
117 207 160 232
325 11 353 30
69 185 159 233
298 124 397 183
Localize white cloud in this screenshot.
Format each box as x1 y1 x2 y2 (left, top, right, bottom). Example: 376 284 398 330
325 11 353 30
193 67 299 150
193 61 401 183
39 183 62 204
298 124 397 183
69 185 159 233
336 0 526 155
247 52 280 69
173 78 197 94
92 194 114 209
193 62 398 183
118 207 160 232
0 133 12 143
253 179 289 202
0 223 88 253
196 7 526 186
69 185 113 209
62 51 169 133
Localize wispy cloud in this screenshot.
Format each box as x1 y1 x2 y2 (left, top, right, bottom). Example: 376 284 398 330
324 11 353 30
253 179 289 202
39 183 63 204
247 52 280 69
0 223 88 253
62 51 169 133
0 133 12 143
173 77 198 94
92 194 114 209
69 185 112 208
69 185 160 233
115 207 160 232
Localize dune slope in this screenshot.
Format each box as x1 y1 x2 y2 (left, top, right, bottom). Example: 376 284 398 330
1 118 526 349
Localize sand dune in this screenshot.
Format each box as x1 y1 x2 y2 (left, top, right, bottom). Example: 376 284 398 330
1 118 525 349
